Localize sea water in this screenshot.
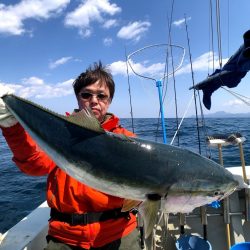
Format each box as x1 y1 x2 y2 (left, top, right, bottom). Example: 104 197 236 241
0 117 249 233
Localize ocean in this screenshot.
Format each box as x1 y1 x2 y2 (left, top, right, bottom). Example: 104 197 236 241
0 117 249 233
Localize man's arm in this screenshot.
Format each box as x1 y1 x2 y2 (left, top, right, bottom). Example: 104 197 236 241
2 123 56 176
0 85 56 176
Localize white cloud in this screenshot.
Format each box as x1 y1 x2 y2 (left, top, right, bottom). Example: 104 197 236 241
103 37 113 46
65 0 121 37
102 19 118 29
109 52 230 79
129 61 165 78
0 0 70 35
172 17 191 27
223 99 245 107
34 79 74 98
0 77 74 99
117 21 151 42
176 51 228 75
108 61 128 76
109 59 165 78
22 76 45 85
79 28 92 38
49 56 72 69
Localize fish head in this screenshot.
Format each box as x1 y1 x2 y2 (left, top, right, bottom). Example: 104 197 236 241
162 165 239 214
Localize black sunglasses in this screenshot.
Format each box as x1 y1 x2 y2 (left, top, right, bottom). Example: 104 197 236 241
79 92 110 102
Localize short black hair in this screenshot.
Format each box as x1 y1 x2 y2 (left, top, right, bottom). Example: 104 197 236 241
73 61 115 100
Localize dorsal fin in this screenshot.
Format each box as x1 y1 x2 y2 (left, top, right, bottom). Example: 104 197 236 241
64 108 105 134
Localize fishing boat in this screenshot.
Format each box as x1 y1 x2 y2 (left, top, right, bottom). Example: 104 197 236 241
1 2 250 250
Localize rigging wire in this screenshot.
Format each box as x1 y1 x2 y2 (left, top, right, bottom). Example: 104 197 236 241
162 0 175 102
209 0 215 73
196 90 212 159
221 87 250 106
216 0 223 69
184 15 202 154
227 0 230 57
125 47 135 133
169 35 180 146
170 94 194 145
167 0 180 146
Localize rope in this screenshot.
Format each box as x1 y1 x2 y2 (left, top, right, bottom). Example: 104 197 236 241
221 86 250 106
209 0 215 73
168 0 180 146
125 47 135 133
196 90 212 159
170 94 194 145
216 0 223 69
184 15 202 154
227 0 230 57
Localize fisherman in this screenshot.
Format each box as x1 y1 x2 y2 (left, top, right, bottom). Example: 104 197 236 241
0 62 141 250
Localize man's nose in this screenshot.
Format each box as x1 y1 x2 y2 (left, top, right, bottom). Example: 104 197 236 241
89 95 98 102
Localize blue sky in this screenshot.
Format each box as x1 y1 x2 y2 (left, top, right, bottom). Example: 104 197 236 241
0 0 250 118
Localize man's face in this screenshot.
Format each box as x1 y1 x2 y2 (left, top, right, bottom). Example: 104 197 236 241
77 80 111 122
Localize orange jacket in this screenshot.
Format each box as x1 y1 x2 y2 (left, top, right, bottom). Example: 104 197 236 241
2 113 137 249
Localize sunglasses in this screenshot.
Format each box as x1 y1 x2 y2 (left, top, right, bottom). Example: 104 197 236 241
79 92 110 102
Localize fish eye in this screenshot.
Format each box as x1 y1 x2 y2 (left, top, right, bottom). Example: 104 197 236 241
214 190 223 196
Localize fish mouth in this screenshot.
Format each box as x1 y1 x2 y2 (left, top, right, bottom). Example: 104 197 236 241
219 188 237 201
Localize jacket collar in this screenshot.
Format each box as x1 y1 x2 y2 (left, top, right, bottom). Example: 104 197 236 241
101 113 120 131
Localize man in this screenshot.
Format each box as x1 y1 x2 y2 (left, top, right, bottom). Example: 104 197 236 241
0 62 141 250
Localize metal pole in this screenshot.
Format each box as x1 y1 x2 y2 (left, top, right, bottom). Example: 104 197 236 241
156 80 167 144
218 143 231 250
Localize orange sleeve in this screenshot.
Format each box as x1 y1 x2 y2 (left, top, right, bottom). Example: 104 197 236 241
1 123 56 176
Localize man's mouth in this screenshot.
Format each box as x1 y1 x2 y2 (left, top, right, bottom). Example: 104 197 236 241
91 108 100 113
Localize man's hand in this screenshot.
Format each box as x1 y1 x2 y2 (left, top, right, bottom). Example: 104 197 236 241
0 84 18 128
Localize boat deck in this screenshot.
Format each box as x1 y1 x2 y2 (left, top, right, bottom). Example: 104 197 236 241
151 189 250 249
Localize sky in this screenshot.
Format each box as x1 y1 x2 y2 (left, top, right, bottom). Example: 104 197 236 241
0 0 250 118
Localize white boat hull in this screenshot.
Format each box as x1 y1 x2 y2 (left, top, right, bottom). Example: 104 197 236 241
0 201 49 250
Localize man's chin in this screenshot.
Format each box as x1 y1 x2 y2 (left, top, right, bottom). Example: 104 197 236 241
92 111 102 121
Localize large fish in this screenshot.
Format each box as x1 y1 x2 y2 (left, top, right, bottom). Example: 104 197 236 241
2 94 241 237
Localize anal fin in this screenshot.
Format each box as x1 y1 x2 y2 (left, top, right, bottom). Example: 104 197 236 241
138 199 161 239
